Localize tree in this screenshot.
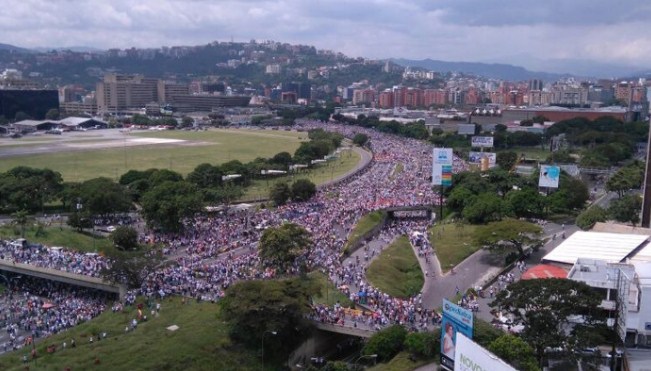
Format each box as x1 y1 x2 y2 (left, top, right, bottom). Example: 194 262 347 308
11 210 32 238
66 211 93 232
446 186 476 214
606 161 644 198
352 133 369 146
474 219 543 256
507 188 545 219
462 192 503 224
100 248 163 289
148 169 184 187
362 325 407 362
77 177 132 217
186 163 223 189
219 278 320 365
547 174 589 213
608 194 642 226
141 181 204 232
291 179 317 202
270 182 291 206
496 151 518 170
490 278 605 366
180 116 194 128
109 226 139 251
45 108 60 120
258 223 311 274
270 152 293 169
488 335 540 371
0 167 63 212
576 206 608 230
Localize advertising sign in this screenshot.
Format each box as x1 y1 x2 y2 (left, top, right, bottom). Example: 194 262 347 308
457 124 476 135
434 148 454 165
454 333 516 371
468 152 496 169
432 148 453 186
471 136 494 148
538 165 560 188
441 299 474 370
432 164 443 186
442 165 453 187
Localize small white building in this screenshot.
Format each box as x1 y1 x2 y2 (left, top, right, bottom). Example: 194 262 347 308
568 258 651 347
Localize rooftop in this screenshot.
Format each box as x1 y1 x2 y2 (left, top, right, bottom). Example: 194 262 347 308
542 231 649 265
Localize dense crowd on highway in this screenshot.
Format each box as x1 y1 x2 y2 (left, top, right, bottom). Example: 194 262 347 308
0 121 470 351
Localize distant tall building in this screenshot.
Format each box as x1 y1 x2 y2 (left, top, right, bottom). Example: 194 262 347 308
157 81 189 104
96 73 158 113
529 79 543 91
282 81 311 100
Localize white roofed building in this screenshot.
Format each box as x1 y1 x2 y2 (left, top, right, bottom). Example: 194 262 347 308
542 231 649 265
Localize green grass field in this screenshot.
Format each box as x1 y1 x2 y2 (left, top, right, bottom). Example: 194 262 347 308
502 146 551 162
344 211 387 253
241 150 361 201
0 297 264 371
0 129 308 182
0 224 114 253
428 223 479 272
366 236 424 298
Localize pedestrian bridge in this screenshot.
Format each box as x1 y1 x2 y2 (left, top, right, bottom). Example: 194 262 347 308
0 259 126 300
313 321 375 338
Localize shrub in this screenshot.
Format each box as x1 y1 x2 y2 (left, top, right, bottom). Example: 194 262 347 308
403 330 440 359
362 325 407 362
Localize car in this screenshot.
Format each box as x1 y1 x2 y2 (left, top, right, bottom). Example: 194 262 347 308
106 226 117 232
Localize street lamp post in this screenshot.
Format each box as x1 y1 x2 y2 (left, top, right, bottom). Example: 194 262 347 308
354 354 377 368
261 330 277 371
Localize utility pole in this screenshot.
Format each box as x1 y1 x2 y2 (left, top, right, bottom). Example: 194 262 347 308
640 120 651 227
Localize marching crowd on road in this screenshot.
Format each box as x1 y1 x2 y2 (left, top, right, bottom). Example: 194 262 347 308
0 121 472 352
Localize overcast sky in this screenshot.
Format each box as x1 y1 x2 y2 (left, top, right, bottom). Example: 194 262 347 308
2 0 649 73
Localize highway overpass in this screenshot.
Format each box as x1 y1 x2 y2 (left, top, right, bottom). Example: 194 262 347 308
0 259 125 300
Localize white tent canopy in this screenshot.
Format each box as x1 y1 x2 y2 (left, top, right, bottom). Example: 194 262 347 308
543 231 649 265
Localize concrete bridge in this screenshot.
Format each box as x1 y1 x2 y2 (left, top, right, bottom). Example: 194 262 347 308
383 205 436 219
0 259 126 300
313 321 375 338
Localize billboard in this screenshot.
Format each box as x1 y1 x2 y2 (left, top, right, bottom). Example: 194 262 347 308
441 299 474 370
457 124 476 135
538 165 560 188
432 148 453 186
471 136 494 148
468 152 496 170
454 333 516 371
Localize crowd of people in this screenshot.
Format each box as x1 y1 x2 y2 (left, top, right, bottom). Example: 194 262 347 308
0 121 471 350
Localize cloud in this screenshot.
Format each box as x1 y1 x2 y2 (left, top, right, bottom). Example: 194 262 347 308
0 0 647 72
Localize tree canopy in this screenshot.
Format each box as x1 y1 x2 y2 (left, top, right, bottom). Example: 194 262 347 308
474 219 543 256
258 223 312 274
269 182 291 206
488 334 539 371
490 278 605 365
219 277 320 364
141 180 204 232
291 179 317 202
110 226 140 251
101 248 164 289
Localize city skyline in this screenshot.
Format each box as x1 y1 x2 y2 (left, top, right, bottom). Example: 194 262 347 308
1 0 650 76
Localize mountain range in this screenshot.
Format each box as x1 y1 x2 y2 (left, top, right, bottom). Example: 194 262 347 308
1 41 649 82
392 58 570 81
